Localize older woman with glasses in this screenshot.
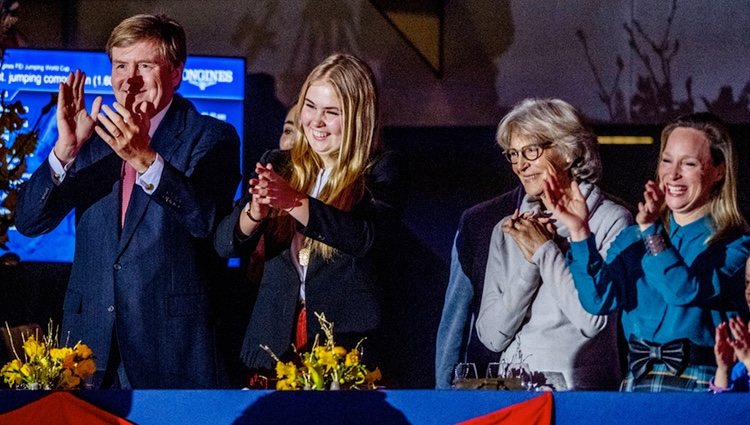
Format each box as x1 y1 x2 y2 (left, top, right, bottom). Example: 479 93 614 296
475 98 631 390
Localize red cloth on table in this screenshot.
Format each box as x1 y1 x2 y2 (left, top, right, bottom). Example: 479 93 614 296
456 392 553 425
0 392 132 425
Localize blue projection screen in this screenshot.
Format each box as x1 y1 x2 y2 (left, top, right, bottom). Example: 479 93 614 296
1 48 245 262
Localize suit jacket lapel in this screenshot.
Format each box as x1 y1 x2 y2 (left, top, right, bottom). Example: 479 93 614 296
150 96 187 164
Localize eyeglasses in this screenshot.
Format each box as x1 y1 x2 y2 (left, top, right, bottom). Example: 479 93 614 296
502 142 553 164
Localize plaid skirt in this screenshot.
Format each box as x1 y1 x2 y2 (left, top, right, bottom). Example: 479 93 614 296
620 363 716 392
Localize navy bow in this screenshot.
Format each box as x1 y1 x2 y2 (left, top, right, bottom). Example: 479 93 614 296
628 337 688 381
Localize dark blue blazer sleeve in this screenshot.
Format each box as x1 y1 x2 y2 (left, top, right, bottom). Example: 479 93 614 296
302 150 406 257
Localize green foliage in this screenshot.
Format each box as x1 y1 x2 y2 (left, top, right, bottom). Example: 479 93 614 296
0 97 41 248
0 92 55 249
0 0 55 249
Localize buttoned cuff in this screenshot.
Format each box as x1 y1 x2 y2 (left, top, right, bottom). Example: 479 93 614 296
135 153 163 194
47 150 75 185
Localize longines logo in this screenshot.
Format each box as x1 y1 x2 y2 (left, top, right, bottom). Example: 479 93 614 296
182 68 234 91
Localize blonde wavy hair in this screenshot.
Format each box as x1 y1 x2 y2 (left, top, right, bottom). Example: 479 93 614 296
658 113 748 243
275 53 379 260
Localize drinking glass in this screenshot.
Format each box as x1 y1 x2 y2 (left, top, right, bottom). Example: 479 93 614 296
486 362 504 379
453 362 478 383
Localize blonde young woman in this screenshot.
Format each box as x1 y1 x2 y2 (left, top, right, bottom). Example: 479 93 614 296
547 112 750 391
214 54 403 381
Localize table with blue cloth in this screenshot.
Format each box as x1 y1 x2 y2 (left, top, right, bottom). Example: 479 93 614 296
1 390 748 424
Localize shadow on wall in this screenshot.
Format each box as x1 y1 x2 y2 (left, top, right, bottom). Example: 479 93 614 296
577 0 750 125
232 0 360 104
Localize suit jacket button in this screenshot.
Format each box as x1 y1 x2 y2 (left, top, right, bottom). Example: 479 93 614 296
113 263 122 271
107 305 115 312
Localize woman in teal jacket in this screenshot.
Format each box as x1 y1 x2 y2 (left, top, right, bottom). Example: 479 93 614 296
546 112 750 391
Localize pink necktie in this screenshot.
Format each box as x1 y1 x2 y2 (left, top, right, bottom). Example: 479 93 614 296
121 162 136 227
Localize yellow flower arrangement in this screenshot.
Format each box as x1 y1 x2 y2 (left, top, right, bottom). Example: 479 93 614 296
261 312 381 391
0 321 96 390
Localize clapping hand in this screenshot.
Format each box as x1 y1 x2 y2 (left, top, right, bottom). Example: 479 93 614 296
728 317 750 370
502 209 556 262
246 162 273 222
715 323 736 367
714 322 735 389
94 101 156 172
636 180 665 231
250 163 304 213
54 70 103 164
542 170 590 241
713 317 750 389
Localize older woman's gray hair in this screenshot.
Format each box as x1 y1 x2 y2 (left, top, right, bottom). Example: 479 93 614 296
496 98 602 184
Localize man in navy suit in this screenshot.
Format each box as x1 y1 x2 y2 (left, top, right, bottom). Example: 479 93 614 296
15 14 240 388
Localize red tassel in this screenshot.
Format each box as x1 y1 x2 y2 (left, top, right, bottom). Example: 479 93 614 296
295 305 307 350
